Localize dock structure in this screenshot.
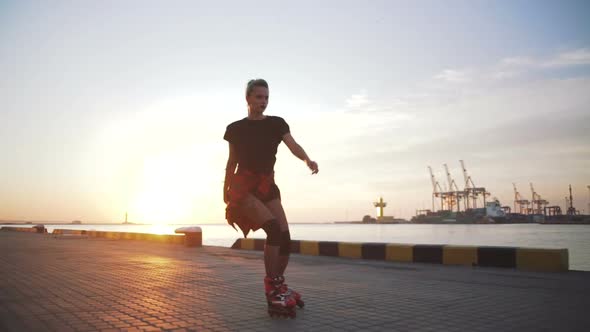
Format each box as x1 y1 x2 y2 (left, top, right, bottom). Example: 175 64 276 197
1 231 589 331
427 162 489 214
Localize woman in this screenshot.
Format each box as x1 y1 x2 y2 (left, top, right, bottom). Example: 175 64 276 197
223 79 319 318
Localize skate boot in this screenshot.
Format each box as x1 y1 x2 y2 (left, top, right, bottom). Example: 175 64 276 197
264 276 297 318
278 276 304 308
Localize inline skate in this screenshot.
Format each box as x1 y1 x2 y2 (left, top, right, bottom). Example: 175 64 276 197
264 276 297 318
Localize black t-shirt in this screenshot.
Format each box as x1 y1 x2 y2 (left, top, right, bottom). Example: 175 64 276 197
224 116 290 174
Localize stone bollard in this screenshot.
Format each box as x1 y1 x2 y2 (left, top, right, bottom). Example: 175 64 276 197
174 227 202 247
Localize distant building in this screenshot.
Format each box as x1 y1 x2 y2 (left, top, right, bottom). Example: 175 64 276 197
72 220 82 224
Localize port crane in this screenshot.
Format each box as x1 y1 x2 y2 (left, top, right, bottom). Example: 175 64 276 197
460 160 488 210
566 185 579 215
530 183 549 214
443 163 464 212
427 161 492 213
512 183 531 214
428 166 444 211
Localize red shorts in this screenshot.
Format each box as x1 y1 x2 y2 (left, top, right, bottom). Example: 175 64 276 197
226 170 280 237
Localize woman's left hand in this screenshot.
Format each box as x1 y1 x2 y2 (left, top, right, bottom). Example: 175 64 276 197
306 160 319 174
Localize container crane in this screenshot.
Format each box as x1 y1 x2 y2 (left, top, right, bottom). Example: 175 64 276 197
566 184 578 215
459 160 488 209
428 166 444 211
530 183 549 215
512 183 530 214
460 160 474 209
444 163 463 212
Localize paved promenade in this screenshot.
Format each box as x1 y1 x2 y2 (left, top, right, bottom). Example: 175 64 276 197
1 232 589 331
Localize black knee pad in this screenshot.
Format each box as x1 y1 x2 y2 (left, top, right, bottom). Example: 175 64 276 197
279 231 291 256
262 219 281 246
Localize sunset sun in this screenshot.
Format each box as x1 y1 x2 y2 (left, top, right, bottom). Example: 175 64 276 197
128 149 214 225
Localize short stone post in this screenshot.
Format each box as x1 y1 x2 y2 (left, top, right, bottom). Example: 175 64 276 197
174 227 202 247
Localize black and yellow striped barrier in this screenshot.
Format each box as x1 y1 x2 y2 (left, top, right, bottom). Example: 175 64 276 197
230 239 569 272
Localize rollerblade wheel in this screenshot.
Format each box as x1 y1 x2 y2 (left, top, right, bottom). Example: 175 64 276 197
296 299 305 308
268 307 297 319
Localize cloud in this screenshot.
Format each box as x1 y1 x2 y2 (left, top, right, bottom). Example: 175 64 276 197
500 56 536 67
434 69 470 83
345 89 370 109
326 77 590 178
282 53 590 219
543 48 590 67
498 48 590 69
344 90 413 118
491 71 519 80
471 48 590 81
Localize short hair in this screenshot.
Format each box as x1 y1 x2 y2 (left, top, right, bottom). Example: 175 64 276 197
246 79 268 97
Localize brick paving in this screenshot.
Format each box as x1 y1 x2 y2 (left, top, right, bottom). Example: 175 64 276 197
0 232 589 331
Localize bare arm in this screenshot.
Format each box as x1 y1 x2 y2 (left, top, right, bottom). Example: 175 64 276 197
224 143 238 203
282 133 319 174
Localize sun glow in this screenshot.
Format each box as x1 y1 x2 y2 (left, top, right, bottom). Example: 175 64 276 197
89 94 235 224
129 148 216 224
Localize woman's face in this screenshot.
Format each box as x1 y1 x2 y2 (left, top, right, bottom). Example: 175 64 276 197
246 86 269 113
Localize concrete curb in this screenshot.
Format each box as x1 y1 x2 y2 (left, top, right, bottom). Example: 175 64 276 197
52 229 186 245
0 226 46 233
230 238 569 272
1 227 203 247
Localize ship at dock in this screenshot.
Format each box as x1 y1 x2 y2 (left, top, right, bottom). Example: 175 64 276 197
504 183 590 224
411 161 590 224
410 161 507 224
411 200 510 224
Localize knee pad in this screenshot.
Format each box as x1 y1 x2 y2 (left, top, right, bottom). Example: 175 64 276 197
279 231 291 256
261 219 281 246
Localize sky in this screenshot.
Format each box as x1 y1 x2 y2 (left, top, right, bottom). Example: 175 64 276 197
1 0 589 223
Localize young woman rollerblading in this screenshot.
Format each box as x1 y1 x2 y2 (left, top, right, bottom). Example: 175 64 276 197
224 79 318 318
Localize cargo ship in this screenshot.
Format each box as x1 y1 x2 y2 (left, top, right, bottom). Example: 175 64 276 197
413 161 590 224
411 200 511 224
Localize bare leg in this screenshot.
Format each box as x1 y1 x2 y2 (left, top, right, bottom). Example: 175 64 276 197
264 245 281 277
235 195 298 315
264 199 290 276
237 194 281 277
264 198 304 308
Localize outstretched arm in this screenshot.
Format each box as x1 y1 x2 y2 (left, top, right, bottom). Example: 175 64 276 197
282 133 319 174
224 143 238 203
